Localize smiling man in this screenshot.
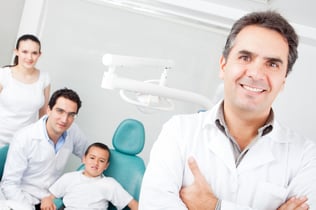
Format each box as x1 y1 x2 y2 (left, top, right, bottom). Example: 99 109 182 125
0 88 89 210
139 11 316 210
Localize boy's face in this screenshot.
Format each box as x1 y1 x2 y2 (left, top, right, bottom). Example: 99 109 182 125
82 146 110 178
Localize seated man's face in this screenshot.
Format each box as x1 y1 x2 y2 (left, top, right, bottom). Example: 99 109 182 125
46 97 78 138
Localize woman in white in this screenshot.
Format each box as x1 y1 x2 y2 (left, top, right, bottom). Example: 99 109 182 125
0 34 50 146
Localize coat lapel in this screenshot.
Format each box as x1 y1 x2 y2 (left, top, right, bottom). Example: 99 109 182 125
207 129 236 173
237 136 276 173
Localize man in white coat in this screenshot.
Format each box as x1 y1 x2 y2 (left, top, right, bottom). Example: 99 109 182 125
139 11 316 210
0 88 89 210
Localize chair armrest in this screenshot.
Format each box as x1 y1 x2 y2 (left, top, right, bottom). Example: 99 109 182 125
54 198 64 210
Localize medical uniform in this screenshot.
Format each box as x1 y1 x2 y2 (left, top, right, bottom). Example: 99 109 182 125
139 102 316 210
50 171 133 210
0 67 50 146
0 116 89 206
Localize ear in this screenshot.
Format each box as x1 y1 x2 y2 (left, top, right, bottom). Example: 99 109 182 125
104 162 110 170
219 56 227 79
46 106 51 116
82 155 86 164
280 78 286 91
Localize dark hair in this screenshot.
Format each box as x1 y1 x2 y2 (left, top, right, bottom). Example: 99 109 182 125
222 11 298 76
85 142 111 162
48 88 82 113
4 34 41 67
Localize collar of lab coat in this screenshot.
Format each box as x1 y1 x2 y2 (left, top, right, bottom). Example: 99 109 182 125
200 101 293 173
29 116 48 141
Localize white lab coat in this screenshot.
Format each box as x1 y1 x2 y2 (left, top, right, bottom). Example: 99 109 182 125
139 103 316 210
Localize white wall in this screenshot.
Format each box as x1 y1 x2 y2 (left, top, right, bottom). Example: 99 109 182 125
36 0 224 170
274 43 316 140
0 0 25 66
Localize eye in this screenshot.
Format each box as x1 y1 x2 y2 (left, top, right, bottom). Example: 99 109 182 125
55 108 64 114
239 55 251 62
68 112 77 118
269 62 278 68
267 61 280 70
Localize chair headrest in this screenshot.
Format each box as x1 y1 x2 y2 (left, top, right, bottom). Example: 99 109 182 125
112 119 145 155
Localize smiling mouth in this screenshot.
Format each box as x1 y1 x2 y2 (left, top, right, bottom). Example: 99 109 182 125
241 84 265 93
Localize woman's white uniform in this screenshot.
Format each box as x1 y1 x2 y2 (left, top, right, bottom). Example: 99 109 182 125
0 67 50 146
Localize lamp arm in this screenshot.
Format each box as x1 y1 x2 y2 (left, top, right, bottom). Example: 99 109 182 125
101 71 213 109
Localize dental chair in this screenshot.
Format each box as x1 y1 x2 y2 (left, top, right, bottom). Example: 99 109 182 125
105 118 146 204
0 144 9 180
55 118 146 210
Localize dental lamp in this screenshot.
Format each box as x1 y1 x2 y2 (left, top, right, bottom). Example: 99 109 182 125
101 54 213 111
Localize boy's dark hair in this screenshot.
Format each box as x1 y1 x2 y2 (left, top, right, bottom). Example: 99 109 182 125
85 142 111 162
48 88 82 113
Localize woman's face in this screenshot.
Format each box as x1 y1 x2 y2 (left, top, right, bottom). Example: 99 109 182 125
15 39 41 70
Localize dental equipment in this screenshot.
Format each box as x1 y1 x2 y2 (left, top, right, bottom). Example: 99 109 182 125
101 54 213 111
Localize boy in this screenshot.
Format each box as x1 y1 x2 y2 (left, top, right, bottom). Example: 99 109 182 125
41 142 138 210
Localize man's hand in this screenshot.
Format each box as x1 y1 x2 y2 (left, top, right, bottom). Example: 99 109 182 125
40 194 56 210
277 196 309 210
180 157 218 210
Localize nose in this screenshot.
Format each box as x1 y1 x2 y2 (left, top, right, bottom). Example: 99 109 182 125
26 53 33 60
246 60 265 79
60 112 69 123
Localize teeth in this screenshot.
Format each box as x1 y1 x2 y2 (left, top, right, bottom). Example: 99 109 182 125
243 85 263 92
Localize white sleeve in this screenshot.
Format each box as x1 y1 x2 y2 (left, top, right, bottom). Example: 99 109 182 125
220 200 257 210
68 123 89 158
0 134 33 204
41 71 50 88
0 68 4 84
109 179 133 210
287 140 316 209
0 67 9 86
139 117 188 210
49 173 69 198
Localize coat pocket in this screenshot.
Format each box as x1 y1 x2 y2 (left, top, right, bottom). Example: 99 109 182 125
252 182 287 210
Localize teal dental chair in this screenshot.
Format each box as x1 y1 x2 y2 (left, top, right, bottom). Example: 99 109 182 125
56 118 146 210
0 144 9 180
104 118 146 203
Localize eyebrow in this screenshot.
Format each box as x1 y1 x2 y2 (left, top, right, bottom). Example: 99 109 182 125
238 50 284 64
88 154 107 160
55 107 77 115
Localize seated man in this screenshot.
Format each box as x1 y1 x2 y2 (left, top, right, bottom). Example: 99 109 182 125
41 142 138 210
0 88 89 210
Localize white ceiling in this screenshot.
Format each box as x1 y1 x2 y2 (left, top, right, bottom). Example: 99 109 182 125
155 0 316 44
203 0 316 28
96 0 316 45
3 0 315 47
